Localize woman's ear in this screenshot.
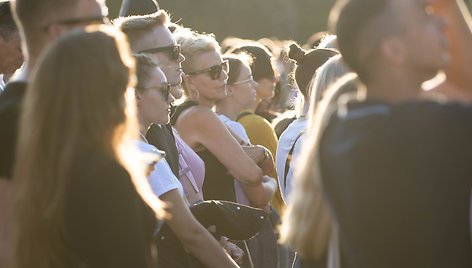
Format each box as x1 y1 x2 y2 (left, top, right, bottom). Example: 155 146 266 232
379 37 407 65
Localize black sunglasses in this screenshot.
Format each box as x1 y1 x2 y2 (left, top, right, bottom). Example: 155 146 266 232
43 16 109 32
138 45 181 61
136 83 171 99
186 60 229 80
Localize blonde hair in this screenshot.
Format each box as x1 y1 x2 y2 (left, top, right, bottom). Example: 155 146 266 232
280 73 359 259
12 0 107 58
317 34 338 50
10 25 162 268
173 27 220 97
174 27 220 73
114 10 169 50
308 55 351 117
133 53 160 89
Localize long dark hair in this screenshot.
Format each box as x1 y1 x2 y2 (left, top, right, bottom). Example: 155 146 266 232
11 25 161 268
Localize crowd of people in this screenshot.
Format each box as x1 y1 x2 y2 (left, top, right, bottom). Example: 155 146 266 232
0 0 471 267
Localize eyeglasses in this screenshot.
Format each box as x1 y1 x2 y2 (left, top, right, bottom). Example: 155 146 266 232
138 45 182 61
43 16 109 32
186 60 229 80
137 83 171 99
231 76 255 86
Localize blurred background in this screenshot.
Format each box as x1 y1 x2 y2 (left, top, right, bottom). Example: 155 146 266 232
106 0 472 46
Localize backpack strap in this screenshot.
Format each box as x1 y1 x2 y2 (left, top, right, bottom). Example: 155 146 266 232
283 130 307 190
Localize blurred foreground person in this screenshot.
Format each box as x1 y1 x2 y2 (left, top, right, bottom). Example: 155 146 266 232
282 0 472 267
11 26 162 268
0 0 106 265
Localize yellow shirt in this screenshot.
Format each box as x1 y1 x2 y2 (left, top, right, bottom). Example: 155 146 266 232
237 109 286 216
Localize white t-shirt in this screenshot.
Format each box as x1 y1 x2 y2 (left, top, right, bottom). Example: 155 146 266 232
135 140 185 198
218 114 251 205
218 114 250 143
275 118 308 203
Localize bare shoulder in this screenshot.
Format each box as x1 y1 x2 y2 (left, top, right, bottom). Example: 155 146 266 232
178 105 220 127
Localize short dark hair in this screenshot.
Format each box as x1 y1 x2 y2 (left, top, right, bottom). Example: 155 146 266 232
133 53 158 89
288 43 338 98
230 44 275 82
224 52 253 85
119 0 158 17
0 1 18 41
330 0 400 83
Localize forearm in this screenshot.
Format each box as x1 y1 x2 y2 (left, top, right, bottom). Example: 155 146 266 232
161 190 238 268
242 175 277 210
177 225 239 268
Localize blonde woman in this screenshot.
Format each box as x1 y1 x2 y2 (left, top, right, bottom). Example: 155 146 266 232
11 26 162 268
171 28 277 210
280 57 356 268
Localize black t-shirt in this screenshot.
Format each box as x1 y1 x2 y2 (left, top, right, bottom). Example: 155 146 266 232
320 99 472 268
0 81 27 179
66 152 157 268
145 123 179 177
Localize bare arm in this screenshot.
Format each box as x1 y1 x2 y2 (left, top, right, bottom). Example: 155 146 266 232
243 175 278 212
160 190 238 268
175 107 275 206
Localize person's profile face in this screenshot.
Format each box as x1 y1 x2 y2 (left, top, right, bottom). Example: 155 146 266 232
139 25 185 91
394 0 449 76
0 32 23 74
230 63 257 107
185 50 228 104
137 67 174 126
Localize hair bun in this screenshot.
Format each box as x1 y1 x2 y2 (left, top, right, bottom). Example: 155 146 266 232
288 44 306 65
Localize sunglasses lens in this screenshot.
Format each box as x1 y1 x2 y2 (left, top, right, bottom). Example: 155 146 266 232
210 65 222 80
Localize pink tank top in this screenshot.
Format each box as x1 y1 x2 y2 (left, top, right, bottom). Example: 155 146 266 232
173 129 205 202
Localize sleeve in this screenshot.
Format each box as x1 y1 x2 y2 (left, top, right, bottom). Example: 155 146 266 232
243 116 279 160
67 158 154 268
148 158 184 198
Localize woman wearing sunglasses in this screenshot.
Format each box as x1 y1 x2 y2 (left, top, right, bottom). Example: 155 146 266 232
215 53 258 144
133 54 239 268
172 29 277 212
